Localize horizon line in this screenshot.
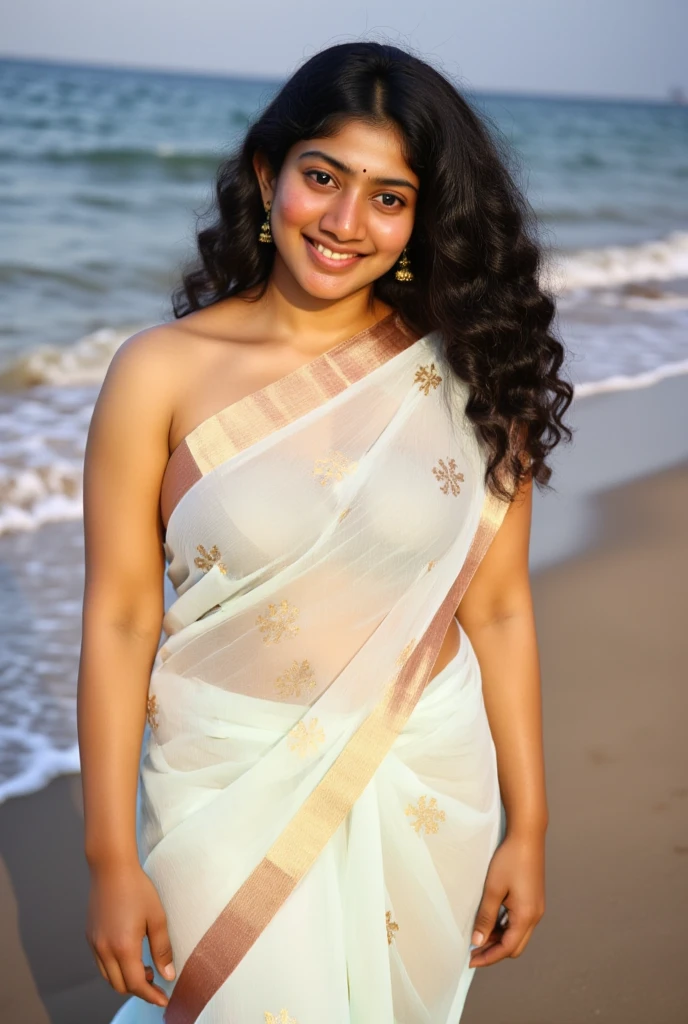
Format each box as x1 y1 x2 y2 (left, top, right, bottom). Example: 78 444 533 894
0 51 685 108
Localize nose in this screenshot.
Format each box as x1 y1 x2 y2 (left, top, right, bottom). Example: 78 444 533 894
319 188 366 244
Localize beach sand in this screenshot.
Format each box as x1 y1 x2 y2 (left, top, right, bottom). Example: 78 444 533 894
1 461 686 1023
465 460 688 1024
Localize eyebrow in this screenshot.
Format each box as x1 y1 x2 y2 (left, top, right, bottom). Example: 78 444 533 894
297 149 418 192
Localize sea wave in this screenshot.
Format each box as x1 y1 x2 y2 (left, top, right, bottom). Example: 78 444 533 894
0 326 136 388
0 228 687 538
1 356 687 539
0 732 79 805
544 230 688 292
0 142 228 168
572 356 688 397
1 233 687 390
0 478 83 537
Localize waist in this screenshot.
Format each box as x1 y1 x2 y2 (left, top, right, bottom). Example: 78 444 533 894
429 614 461 683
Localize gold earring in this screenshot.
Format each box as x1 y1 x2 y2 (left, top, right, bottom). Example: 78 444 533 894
258 200 273 244
395 246 413 282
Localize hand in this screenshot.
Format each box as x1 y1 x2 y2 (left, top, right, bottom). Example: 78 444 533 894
469 831 545 968
86 860 175 1007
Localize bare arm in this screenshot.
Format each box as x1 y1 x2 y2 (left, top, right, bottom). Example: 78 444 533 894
457 473 547 836
457 472 547 967
77 327 178 1004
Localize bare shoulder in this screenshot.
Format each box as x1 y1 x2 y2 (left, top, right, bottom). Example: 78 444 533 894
157 297 281 452
103 320 191 401
95 298 256 453
81 323 187 595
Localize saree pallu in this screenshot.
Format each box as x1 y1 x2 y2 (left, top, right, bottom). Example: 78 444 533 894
111 311 511 1024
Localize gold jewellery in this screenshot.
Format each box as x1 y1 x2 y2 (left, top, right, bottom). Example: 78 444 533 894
258 200 273 244
394 246 413 282
258 200 413 282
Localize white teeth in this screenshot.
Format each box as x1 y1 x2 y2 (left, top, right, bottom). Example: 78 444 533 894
312 239 358 261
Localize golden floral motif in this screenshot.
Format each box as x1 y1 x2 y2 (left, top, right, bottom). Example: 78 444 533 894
265 1012 298 1024
432 457 464 496
427 559 438 572
405 795 446 835
256 600 300 645
194 544 227 575
386 910 399 945
414 362 442 395
146 694 159 730
395 638 416 668
275 659 316 699
288 717 325 758
313 450 358 487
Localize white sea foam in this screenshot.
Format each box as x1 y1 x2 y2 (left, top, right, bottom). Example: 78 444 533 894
0 489 84 536
0 733 80 805
1 232 688 537
543 231 688 294
0 233 686 392
572 356 688 398
0 325 137 389
0 383 94 535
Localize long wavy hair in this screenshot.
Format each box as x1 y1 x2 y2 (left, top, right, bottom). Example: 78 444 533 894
172 41 574 500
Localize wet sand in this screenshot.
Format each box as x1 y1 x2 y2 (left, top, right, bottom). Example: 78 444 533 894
1 463 686 1023
466 462 688 1024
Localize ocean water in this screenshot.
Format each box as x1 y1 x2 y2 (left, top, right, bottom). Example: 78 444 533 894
1 56 687 802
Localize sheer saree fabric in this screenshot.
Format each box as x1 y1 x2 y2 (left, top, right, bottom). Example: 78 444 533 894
111 310 511 1024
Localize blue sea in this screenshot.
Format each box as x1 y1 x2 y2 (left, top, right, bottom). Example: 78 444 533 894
1 56 687 801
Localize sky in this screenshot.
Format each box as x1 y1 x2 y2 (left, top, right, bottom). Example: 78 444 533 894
3 0 687 101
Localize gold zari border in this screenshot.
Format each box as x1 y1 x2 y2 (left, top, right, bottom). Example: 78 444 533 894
160 311 420 527
163 484 511 1024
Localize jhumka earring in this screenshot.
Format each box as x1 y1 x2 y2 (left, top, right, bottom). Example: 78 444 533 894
395 246 413 282
258 200 273 244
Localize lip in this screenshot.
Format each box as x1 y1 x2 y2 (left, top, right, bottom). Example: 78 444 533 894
304 235 366 270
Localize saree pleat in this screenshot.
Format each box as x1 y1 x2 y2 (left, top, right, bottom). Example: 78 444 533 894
111 312 511 1024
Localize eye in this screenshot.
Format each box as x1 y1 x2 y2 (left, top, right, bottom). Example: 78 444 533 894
304 170 406 209
377 193 405 209
305 170 335 187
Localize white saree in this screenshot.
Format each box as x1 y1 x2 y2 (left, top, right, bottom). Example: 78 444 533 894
111 310 511 1024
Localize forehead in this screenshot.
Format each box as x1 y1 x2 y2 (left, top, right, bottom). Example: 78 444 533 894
297 121 409 158
290 125 418 184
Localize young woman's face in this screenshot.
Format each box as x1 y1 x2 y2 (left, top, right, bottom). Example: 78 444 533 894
257 120 419 301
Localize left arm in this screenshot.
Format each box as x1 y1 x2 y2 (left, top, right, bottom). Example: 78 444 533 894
457 472 547 966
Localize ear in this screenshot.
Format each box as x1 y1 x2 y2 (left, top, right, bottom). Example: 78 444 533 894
252 149 276 205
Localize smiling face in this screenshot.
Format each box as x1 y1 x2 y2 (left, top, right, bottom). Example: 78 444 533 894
253 119 419 303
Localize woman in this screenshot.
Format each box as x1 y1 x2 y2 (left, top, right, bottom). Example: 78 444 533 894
78 41 572 1024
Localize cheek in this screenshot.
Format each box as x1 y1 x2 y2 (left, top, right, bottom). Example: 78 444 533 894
373 216 412 253
277 181 322 228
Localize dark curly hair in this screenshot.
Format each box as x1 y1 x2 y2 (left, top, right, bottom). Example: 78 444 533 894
172 41 574 501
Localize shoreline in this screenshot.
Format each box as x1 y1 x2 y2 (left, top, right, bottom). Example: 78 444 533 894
1 368 688 806
1 459 686 1022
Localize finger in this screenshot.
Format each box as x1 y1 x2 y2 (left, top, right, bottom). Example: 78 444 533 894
148 915 176 981
481 907 509 947
510 924 535 958
470 924 526 967
119 954 169 1007
471 889 505 949
99 952 128 995
468 919 506 967
90 946 109 983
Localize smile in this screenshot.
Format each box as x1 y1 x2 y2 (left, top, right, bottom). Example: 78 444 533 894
304 235 365 266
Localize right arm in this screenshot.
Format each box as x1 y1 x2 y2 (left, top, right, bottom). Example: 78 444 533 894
77 327 179 1008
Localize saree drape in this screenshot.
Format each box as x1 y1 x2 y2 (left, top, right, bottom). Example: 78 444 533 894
111 310 511 1024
